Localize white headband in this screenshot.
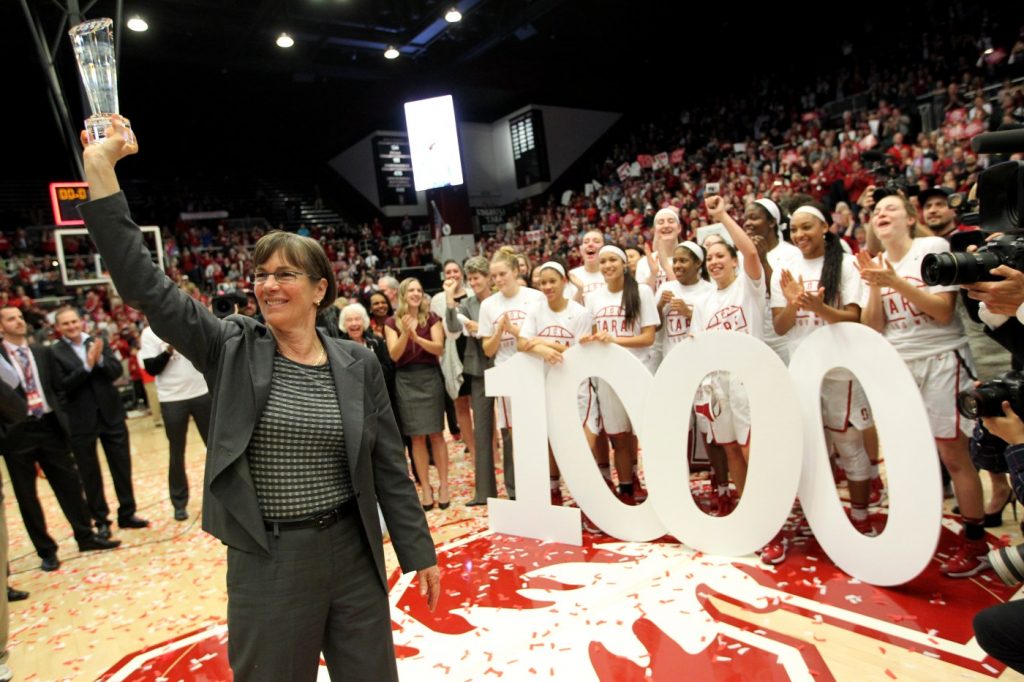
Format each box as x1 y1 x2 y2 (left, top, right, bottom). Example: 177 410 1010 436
654 207 680 225
538 261 566 277
792 205 828 224
598 245 628 262
754 198 781 226
676 241 704 263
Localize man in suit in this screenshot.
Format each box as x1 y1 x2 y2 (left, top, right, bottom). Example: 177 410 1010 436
0 306 120 571
0 381 32 682
51 307 148 537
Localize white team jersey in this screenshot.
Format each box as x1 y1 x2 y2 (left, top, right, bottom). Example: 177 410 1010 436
654 279 715 357
690 273 766 339
635 256 670 292
770 253 863 372
859 237 965 360
478 287 545 364
569 266 606 303
585 284 660 367
761 241 802 357
139 326 209 402
520 300 593 348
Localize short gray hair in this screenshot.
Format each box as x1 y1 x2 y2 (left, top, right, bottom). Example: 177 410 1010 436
463 256 489 277
377 276 399 291
339 302 370 331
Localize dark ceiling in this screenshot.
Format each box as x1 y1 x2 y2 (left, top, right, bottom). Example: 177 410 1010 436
7 0 1008 183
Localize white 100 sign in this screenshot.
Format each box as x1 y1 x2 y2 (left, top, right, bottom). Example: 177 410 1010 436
484 323 942 587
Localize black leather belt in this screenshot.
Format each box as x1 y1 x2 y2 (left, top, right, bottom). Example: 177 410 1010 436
263 500 357 534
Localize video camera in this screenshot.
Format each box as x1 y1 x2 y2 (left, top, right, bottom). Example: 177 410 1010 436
212 286 249 319
860 150 917 203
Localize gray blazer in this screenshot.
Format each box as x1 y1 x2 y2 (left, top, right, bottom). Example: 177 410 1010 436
445 294 493 378
79 193 436 588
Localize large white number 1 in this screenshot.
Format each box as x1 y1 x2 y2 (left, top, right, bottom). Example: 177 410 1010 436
485 356 582 544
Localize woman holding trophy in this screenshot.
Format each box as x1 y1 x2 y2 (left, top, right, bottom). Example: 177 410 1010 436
75 115 440 680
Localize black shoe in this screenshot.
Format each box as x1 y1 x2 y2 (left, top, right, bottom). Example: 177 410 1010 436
40 555 60 572
118 515 150 529
465 499 487 507
7 586 28 602
174 508 188 521
96 522 112 539
78 534 122 552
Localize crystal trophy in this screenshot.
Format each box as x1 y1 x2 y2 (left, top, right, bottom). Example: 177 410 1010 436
68 18 132 144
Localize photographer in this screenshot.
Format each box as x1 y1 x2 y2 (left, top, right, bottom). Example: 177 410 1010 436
972 399 1024 674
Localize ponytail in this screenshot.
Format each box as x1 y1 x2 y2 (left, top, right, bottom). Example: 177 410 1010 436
821 232 843 308
621 268 642 328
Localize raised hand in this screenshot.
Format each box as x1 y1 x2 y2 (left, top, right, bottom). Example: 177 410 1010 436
80 114 138 166
704 194 726 220
779 269 805 306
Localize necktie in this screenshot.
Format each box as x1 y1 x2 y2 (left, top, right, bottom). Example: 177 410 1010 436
14 347 44 418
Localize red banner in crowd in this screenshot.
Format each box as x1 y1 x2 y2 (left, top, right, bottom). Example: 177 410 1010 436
616 163 630 181
670 148 685 165
637 154 654 169
653 152 669 170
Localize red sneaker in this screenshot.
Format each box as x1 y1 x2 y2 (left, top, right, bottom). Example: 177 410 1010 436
759 534 789 565
712 490 735 517
868 476 886 506
633 479 648 504
940 538 991 578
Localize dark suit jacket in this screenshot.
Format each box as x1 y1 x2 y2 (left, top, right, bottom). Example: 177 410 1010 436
51 337 125 435
0 344 72 447
80 192 436 587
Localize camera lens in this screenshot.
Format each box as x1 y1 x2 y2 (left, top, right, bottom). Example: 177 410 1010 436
921 251 1003 286
989 544 1024 586
958 385 1011 419
956 390 981 420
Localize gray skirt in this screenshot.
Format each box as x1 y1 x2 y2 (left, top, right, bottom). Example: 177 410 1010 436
394 364 444 436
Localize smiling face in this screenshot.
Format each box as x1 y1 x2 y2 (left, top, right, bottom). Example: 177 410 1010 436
342 309 366 339
538 268 566 305
743 204 774 240
580 231 604 266
444 262 464 287
653 212 682 244
369 292 390 319
871 195 914 243
672 246 703 285
403 280 424 309
467 271 490 297
624 248 642 275
55 309 84 343
254 251 327 333
789 213 827 259
705 243 737 287
599 252 625 285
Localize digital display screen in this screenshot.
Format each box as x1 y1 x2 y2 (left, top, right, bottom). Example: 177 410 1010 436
372 136 418 206
49 181 90 225
404 95 464 192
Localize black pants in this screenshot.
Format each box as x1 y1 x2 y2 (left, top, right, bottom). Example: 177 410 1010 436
71 421 136 525
161 393 212 511
227 511 396 681
3 414 95 558
974 600 1024 674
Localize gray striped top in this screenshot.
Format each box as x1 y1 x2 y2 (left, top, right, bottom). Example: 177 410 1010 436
248 353 355 519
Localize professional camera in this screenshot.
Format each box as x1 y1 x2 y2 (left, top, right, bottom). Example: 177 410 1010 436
989 543 1024 586
211 287 248 319
861 150 916 203
956 370 1024 420
922 232 1024 286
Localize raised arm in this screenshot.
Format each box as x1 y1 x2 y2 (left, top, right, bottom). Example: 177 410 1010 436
77 118 232 374
705 195 762 281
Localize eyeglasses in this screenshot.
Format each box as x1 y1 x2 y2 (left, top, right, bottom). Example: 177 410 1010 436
251 270 309 285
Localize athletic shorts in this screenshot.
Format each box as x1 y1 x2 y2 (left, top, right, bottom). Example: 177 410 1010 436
694 371 750 446
905 348 976 440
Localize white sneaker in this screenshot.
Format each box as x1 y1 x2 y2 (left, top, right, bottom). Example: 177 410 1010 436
0 662 13 682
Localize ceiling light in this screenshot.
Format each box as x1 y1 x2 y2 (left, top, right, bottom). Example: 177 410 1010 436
445 7 462 23
276 32 294 48
384 45 400 59
126 16 148 32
